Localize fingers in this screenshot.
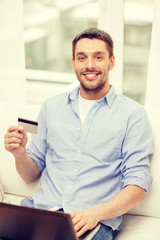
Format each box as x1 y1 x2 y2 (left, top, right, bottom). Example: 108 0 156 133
71 210 95 238
4 125 26 152
5 129 24 140
71 214 87 237
75 224 88 238
7 125 24 133
5 136 21 146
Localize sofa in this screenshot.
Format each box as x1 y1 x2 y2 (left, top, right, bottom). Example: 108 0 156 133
0 100 160 239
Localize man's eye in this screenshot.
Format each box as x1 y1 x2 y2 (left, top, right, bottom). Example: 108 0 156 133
78 56 85 61
96 56 102 60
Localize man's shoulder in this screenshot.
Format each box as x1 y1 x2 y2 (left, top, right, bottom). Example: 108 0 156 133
43 91 71 107
115 93 145 116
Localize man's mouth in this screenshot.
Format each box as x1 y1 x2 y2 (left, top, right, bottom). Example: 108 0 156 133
82 72 100 80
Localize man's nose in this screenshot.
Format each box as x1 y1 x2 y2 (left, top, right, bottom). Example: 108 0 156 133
86 57 95 69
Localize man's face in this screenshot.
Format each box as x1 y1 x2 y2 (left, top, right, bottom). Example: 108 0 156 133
72 38 115 99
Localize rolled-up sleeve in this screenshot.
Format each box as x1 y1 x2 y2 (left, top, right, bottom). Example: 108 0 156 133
121 107 153 191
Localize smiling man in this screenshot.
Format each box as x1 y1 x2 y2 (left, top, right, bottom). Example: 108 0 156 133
4 28 153 240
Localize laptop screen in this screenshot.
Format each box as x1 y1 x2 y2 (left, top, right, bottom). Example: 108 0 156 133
0 202 77 240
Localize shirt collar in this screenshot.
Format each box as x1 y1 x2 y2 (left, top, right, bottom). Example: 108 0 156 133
68 86 80 102
68 85 117 108
100 85 117 108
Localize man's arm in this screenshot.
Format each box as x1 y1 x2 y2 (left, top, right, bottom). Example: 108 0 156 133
71 185 145 238
4 125 41 184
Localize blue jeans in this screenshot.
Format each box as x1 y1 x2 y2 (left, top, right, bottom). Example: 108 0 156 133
92 223 116 240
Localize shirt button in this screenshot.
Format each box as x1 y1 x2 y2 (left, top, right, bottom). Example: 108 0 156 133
77 149 81 153
63 201 66 206
76 127 80 131
73 169 78 173
67 185 71 189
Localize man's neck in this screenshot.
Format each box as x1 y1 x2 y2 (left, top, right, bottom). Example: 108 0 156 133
79 86 110 100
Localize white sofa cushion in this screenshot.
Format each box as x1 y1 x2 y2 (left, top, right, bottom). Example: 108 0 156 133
115 214 160 240
0 101 41 200
0 183 4 202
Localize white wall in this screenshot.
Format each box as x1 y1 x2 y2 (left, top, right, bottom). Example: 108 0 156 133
0 0 25 103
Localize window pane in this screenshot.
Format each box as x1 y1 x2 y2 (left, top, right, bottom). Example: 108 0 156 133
23 0 98 79
123 0 154 104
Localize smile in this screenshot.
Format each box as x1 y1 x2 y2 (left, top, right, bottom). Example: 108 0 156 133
83 72 100 80
86 74 97 77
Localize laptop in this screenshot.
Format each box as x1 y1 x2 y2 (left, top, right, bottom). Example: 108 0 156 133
0 202 100 240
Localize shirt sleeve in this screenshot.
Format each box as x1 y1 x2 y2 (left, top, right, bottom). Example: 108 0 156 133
121 107 153 191
27 103 47 172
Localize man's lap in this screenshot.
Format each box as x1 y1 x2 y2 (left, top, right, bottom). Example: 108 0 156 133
92 223 115 240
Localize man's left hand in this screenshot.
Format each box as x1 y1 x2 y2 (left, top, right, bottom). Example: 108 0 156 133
71 207 100 238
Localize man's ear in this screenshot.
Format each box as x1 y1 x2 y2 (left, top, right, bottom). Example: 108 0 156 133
108 55 115 70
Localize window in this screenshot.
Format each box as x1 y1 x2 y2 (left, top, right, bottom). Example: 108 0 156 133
23 0 98 84
123 0 154 104
24 0 154 105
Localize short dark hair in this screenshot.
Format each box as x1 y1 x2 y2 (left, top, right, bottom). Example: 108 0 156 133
72 28 114 59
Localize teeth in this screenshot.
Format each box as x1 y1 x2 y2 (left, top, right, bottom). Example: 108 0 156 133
86 74 96 76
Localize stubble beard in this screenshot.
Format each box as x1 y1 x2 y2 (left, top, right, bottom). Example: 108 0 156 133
80 78 106 94
76 71 108 95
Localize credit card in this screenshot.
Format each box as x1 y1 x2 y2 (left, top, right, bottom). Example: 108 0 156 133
18 118 38 134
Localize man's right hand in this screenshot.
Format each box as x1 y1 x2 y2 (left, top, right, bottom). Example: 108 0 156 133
4 125 28 156
4 125 41 184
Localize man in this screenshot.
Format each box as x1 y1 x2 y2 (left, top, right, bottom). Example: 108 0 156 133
4 28 153 240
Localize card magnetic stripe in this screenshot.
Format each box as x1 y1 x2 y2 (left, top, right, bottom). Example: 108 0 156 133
18 118 38 126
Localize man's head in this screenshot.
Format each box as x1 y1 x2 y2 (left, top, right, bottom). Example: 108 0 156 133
72 28 114 59
72 28 115 100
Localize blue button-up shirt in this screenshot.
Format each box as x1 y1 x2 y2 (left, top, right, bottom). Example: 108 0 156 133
23 86 153 230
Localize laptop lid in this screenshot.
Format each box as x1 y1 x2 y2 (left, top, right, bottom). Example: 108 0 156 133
0 202 77 240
